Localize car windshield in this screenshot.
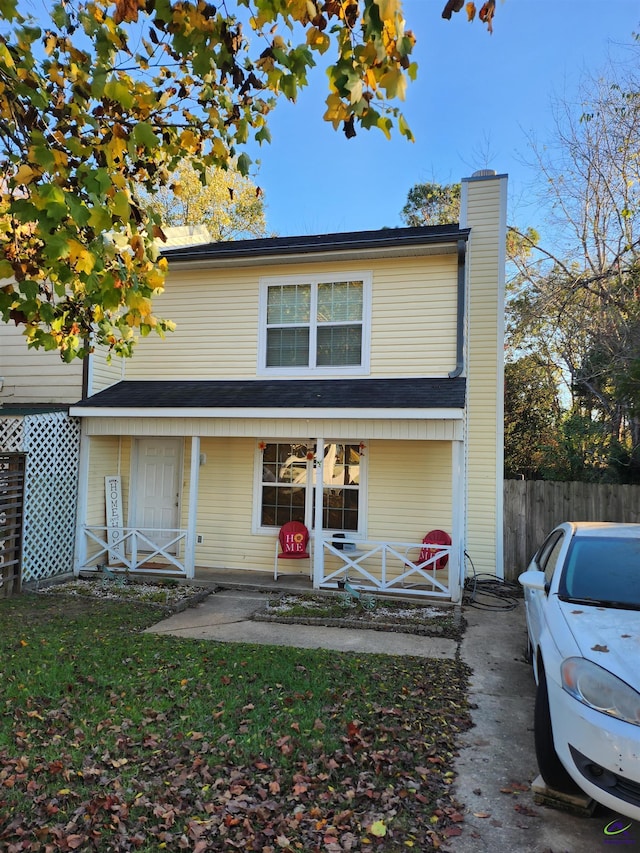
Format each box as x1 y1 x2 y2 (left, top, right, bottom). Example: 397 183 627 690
559 535 640 608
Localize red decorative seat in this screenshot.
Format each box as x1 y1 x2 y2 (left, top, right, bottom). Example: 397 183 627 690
405 529 452 574
274 521 311 580
420 529 452 571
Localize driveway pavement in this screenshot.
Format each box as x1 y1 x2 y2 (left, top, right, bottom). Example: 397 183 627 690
449 603 633 852
148 588 639 852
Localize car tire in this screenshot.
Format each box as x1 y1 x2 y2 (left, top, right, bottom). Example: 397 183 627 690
534 666 580 793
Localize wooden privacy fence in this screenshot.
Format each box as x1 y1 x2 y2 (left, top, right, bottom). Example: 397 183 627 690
503 479 640 581
0 453 25 596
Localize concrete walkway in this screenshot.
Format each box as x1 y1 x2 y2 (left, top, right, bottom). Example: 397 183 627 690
147 587 632 853
147 589 458 658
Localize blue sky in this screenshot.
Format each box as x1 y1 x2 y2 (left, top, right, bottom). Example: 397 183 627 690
247 0 639 238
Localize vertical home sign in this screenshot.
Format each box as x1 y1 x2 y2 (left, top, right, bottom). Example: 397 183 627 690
105 475 125 565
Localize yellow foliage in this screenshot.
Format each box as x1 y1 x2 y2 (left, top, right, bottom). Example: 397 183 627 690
0 0 415 361
370 820 387 837
180 129 200 153
68 241 96 275
323 93 349 128
374 0 403 22
378 67 407 100
146 266 167 290
306 28 330 52
14 164 38 186
0 42 15 70
126 292 152 317
53 149 69 169
105 135 128 165
143 159 266 242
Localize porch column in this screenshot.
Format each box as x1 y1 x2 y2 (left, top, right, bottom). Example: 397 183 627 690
450 439 466 603
312 436 325 588
184 435 200 580
73 429 91 575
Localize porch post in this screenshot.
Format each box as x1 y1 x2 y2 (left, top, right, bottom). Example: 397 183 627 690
184 435 200 580
312 437 325 588
450 439 466 603
73 428 90 576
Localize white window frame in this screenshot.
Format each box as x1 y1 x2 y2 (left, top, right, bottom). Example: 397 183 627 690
257 271 372 375
252 439 368 537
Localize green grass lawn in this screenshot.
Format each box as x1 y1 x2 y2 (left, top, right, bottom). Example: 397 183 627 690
0 593 471 851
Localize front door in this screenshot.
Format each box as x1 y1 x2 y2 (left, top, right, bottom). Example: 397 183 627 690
133 438 182 552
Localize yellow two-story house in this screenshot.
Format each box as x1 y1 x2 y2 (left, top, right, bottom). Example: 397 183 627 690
70 171 507 602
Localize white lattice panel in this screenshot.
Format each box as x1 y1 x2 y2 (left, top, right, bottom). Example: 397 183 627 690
0 416 25 452
0 412 80 582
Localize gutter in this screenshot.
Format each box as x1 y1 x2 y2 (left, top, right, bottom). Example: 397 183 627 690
448 238 467 379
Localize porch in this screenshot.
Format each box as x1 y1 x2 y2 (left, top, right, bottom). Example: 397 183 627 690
73 419 465 604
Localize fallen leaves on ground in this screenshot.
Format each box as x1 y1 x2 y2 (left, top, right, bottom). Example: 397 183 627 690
0 595 472 851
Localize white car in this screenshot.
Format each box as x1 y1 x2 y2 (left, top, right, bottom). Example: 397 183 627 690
519 521 640 820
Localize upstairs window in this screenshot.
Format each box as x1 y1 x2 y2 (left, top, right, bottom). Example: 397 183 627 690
259 274 370 374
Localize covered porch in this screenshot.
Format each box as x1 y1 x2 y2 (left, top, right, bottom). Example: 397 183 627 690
71 377 467 603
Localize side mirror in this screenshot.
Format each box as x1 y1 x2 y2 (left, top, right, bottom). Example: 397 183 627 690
518 569 547 592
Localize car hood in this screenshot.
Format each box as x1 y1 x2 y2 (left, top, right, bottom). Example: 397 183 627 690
559 600 640 685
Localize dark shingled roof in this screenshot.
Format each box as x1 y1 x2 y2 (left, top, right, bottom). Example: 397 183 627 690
161 224 470 263
0 404 71 415
74 378 466 411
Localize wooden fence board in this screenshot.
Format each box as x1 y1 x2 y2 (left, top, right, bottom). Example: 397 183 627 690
0 453 25 596
503 479 640 580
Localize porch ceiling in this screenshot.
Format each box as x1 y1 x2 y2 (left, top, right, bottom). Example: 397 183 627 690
70 377 466 420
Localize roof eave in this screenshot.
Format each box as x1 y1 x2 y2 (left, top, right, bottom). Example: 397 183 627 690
69 406 464 420
161 228 471 270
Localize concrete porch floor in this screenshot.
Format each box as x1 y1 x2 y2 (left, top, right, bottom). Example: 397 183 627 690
188 567 457 604
191 567 313 596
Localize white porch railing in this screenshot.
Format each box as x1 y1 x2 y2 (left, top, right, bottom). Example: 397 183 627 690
78 526 189 577
319 537 457 600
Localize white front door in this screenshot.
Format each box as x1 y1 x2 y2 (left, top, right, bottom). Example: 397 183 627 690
133 438 182 551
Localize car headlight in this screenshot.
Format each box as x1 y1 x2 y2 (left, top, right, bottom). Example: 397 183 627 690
561 657 640 726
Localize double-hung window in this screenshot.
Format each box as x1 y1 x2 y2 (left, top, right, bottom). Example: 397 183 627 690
259 273 371 374
257 441 364 533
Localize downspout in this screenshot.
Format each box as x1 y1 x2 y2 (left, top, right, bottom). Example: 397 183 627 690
82 344 90 398
448 238 467 379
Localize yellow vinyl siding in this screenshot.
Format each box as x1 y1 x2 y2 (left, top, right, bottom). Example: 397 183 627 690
370 256 458 376
367 440 453 542
85 436 131 527
123 255 458 380
190 437 274 570
82 436 129 565
463 174 507 579
83 416 462 442
0 322 83 405
89 346 125 394
124 267 260 379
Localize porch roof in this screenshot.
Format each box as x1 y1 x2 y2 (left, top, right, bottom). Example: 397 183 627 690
0 404 70 415
71 377 466 420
